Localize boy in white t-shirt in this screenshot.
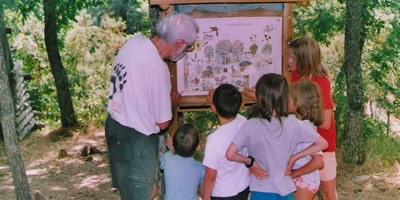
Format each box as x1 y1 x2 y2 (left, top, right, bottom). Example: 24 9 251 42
202 84 250 200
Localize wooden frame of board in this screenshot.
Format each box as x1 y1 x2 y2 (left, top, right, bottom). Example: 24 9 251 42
149 0 310 132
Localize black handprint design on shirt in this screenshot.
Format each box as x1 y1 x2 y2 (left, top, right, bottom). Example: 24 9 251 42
109 63 127 100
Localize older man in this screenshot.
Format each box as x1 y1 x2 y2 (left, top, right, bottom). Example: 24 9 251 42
105 13 199 200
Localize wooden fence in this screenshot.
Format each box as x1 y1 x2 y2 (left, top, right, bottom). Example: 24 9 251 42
11 61 37 140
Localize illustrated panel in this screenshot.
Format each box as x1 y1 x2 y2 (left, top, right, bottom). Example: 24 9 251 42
177 17 283 96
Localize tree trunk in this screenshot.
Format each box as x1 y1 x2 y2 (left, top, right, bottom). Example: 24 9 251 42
342 0 366 164
43 0 77 128
0 6 33 200
0 4 16 99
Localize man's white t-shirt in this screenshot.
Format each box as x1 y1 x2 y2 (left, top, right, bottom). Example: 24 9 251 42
107 35 172 135
202 114 249 197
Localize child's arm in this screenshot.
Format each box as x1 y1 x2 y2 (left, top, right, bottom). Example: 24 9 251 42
319 109 333 130
166 134 175 154
198 182 204 199
207 89 215 104
151 183 158 199
242 88 257 102
289 154 324 178
226 143 268 179
226 143 250 163
203 167 217 200
286 136 328 173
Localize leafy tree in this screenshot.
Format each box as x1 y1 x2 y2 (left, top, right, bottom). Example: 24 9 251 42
249 43 258 57
43 0 77 128
204 45 215 63
293 0 345 45
11 0 104 127
215 39 233 65
294 0 399 164
149 4 162 36
64 11 127 125
89 0 151 35
232 39 244 62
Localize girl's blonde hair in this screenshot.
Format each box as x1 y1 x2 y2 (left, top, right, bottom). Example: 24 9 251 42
289 37 328 79
290 80 323 127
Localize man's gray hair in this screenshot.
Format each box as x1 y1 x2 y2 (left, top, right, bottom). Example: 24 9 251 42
156 13 199 46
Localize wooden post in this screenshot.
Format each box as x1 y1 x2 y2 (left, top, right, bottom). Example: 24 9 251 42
283 3 294 82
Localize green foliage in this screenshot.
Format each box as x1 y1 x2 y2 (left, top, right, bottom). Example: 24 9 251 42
364 117 400 166
297 0 400 136
5 0 151 127
16 0 42 20
1 0 17 10
333 70 347 145
63 11 127 126
125 0 151 36
16 0 104 29
368 19 400 118
293 0 345 45
88 0 151 36
8 13 61 125
183 111 219 138
7 10 127 127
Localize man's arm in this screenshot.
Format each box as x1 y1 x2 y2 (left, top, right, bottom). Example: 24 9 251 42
203 167 217 200
156 121 171 130
156 91 181 130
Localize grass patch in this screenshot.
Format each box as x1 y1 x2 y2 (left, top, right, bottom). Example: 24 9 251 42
363 117 400 168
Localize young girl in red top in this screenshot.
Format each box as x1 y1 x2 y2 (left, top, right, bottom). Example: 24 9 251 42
288 37 338 200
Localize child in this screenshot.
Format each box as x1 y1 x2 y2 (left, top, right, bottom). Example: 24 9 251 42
226 73 328 200
289 80 325 200
288 37 338 200
202 84 250 200
160 124 205 200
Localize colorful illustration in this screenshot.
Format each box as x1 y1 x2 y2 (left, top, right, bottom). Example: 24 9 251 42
177 17 282 96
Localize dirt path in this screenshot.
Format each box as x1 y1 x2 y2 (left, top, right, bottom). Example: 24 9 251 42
0 128 118 200
1 128 399 200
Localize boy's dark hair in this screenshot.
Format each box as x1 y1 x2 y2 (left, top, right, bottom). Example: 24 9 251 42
249 73 289 122
173 124 199 157
213 84 242 119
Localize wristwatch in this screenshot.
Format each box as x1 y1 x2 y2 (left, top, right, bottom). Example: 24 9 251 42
245 156 255 168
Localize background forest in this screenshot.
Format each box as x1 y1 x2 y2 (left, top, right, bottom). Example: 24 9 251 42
0 0 399 199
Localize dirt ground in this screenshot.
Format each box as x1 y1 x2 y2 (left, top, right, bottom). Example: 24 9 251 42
1 127 400 200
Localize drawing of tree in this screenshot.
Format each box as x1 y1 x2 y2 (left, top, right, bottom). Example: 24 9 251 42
262 43 273 55
232 39 244 62
249 43 258 57
204 45 214 63
215 39 232 65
